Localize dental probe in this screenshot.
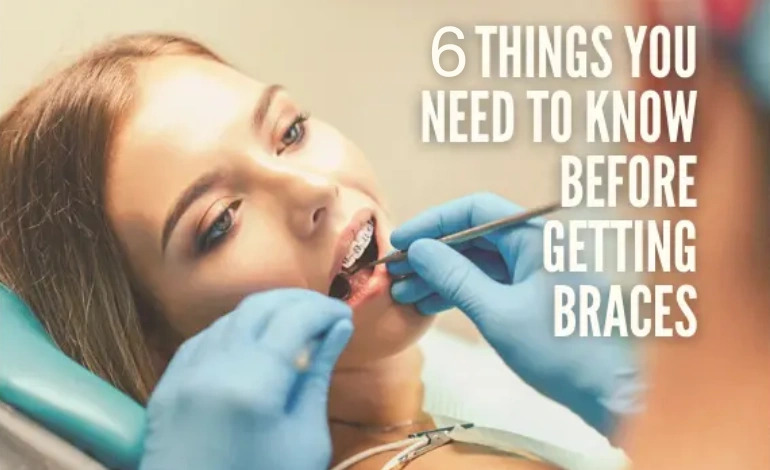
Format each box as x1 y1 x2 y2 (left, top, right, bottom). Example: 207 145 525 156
354 201 562 273
301 201 562 370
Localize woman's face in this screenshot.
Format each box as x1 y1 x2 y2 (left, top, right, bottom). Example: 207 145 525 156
107 55 433 365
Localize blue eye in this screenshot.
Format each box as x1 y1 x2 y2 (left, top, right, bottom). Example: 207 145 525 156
197 200 241 253
277 113 309 155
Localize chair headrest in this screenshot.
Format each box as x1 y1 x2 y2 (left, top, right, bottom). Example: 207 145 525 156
0 284 146 469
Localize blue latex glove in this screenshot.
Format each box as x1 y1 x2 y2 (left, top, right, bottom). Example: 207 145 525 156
139 288 353 470
389 193 642 439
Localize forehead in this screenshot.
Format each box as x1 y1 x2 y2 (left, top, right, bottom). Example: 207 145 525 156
106 56 268 257
126 56 267 144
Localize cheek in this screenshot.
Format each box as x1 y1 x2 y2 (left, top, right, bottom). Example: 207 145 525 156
162 225 309 337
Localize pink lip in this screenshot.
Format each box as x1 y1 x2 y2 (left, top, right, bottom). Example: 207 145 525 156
345 229 390 310
328 208 374 286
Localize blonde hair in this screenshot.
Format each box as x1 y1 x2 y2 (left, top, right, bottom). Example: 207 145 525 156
0 33 225 403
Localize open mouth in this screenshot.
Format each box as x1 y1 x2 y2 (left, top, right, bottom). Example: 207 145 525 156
329 218 379 301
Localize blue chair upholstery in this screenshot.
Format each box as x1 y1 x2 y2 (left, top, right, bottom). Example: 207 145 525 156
0 284 146 469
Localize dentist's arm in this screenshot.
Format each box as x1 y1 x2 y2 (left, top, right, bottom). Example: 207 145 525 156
139 288 353 470
388 193 642 439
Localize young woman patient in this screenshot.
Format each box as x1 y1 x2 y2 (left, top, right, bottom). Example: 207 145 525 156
0 33 590 469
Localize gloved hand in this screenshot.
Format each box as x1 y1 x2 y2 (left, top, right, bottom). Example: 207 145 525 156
388 193 642 439
139 288 353 470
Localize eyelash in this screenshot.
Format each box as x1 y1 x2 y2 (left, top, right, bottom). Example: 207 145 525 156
276 113 310 155
194 113 308 254
196 200 242 253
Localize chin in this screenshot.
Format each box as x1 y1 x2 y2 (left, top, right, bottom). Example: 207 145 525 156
337 301 435 367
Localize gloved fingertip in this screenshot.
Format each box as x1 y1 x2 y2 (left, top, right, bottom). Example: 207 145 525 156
416 294 452 316
316 296 354 318
330 299 355 319
331 318 354 345
417 305 447 316
389 280 409 303
293 319 354 408
313 319 354 366
389 232 411 250
386 258 412 276
390 277 433 305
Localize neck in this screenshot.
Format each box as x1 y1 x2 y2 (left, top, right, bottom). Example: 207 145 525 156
328 345 425 426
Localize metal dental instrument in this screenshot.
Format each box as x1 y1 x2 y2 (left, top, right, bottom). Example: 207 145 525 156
353 201 562 273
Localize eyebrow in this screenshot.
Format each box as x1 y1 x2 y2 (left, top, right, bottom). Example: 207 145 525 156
253 84 284 131
161 169 228 253
160 84 285 254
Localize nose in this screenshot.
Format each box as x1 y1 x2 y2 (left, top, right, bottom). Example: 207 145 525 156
277 169 339 238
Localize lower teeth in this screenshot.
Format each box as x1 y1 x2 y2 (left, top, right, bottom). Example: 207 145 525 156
331 220 377 301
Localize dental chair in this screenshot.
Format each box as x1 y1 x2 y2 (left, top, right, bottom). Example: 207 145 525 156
0 282 625 470
0 284 145 470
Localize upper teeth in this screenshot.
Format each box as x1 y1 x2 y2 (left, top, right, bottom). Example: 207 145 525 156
342 220 374 269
